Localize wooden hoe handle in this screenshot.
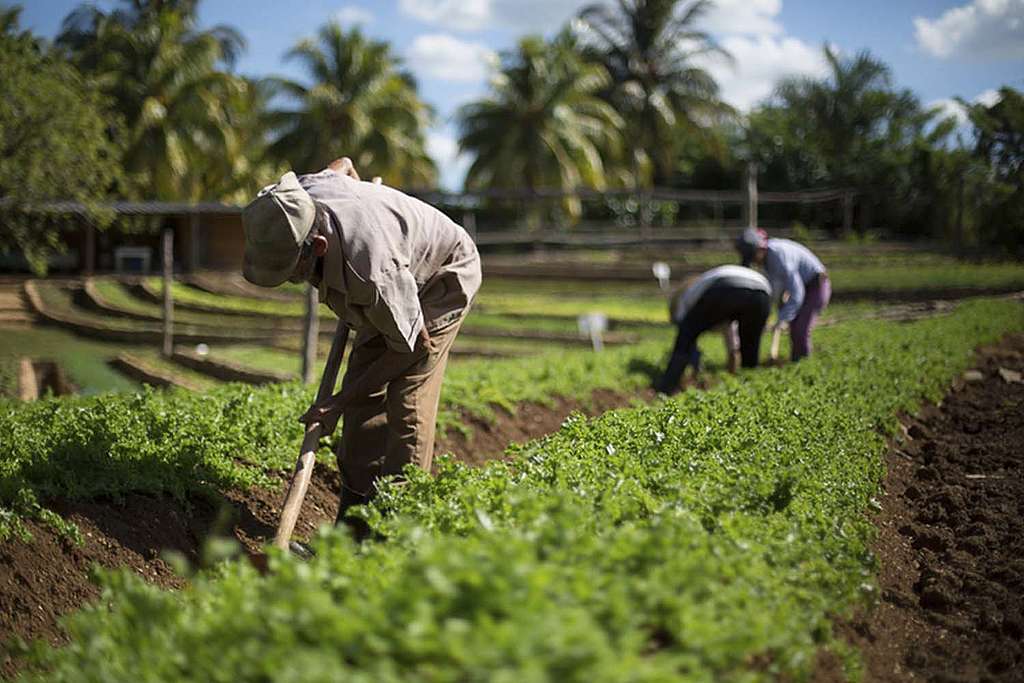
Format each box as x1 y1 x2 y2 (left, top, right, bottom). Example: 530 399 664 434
274 321 350 550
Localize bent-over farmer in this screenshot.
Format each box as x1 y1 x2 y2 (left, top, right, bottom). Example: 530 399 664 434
735 228 829 362
241 158 481 534
654 264 771 395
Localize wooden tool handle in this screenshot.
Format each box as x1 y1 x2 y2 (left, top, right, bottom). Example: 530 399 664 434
769 325 782 362
274 322 350 550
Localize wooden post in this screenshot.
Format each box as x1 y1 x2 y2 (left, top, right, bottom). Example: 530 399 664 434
955 172 965 248
17 358 38 401
84 224 96 275
301 284 319 384
462 211 477 241
745 162 758 229
842 191 854 236
161 227 174 357
189 211 201 272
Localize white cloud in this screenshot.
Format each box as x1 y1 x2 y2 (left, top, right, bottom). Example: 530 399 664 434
399 0 590 33
408 34 496 82
704 35 828 111
974 87 1002 106
335 5 374 26
427 128 472 190
929 97 969 125
914 0 1024 61
702 0 782 36
399 0 492 31
927 89 1003 127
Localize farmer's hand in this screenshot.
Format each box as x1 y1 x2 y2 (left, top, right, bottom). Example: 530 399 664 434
328 157 361 180
418 325 434 353
299 397 344 436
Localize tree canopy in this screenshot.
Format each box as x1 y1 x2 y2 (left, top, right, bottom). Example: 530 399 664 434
267 22 436 187
458 30 623 221
578 0 732 186
56 0 256 201
0 9 121 273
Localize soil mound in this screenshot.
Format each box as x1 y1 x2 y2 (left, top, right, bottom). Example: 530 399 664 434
817 333 1024 682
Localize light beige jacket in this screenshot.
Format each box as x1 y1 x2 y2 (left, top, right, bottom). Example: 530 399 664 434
298 169 481 353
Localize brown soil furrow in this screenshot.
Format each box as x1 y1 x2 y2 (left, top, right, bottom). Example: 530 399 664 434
816 333 1024 682
0 386 653 679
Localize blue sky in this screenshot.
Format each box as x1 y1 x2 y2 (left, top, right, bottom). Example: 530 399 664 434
18 0 1024 189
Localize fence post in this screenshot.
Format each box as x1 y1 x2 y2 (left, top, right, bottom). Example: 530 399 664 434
842 191 854 236
745 162 758 229
301 284 319 384
189 210 201 272
161 227 174 357
84 224 96 275
462 210 477 241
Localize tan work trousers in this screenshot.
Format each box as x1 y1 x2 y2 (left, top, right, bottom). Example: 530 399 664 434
335 319 462 521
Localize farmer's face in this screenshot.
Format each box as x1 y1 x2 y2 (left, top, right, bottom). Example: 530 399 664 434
288 237 328 284
288 246 317 284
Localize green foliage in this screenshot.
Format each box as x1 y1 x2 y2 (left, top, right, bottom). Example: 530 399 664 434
0 333 671 541
458 30 623 221
0 15 121 274
56 0 269 202
961 87 1024 253
14 299 1024 682
577 0 732 186
267 22 436 187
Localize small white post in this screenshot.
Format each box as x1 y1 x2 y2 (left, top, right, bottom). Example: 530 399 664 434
578 312 608 353
652 261 671 290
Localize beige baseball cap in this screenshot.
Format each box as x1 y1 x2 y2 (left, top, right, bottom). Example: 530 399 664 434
242 171 316 287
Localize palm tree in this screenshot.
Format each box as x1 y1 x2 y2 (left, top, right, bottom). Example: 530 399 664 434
458 31 623 223
577 0 731 186
56 0 250 201
773 46 924 187
267 23 436 187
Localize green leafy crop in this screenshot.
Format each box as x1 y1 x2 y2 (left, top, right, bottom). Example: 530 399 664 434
12 298 1023 682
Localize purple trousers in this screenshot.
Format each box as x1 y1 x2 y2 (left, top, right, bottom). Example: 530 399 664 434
790 274 831 361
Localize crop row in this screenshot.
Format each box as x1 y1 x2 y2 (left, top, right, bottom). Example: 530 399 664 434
10 298 1023 681
0 329 675 543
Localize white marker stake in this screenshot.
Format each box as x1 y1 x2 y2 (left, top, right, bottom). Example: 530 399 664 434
578 312 608 352
652 261 671 290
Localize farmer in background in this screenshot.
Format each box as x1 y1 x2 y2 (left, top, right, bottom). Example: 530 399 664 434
654 265 771 394
735 228 830 362
241 158 482 535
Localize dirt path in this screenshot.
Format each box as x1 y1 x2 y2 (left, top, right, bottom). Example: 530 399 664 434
817 333 1024 682
0 386 653 678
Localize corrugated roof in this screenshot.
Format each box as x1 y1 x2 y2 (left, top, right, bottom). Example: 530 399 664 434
0 198 242 215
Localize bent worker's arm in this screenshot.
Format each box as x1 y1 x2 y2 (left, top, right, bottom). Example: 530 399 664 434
302 269 430 434
300 331 431 435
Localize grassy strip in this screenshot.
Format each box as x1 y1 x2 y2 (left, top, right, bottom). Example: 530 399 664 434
129 350 221 392
14 298 1023 682
90 280 273 328
0 327 138 397
827 263 1024 292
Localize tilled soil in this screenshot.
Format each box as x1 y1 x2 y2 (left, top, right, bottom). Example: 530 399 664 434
817 333 1024 682
0 386 653 677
